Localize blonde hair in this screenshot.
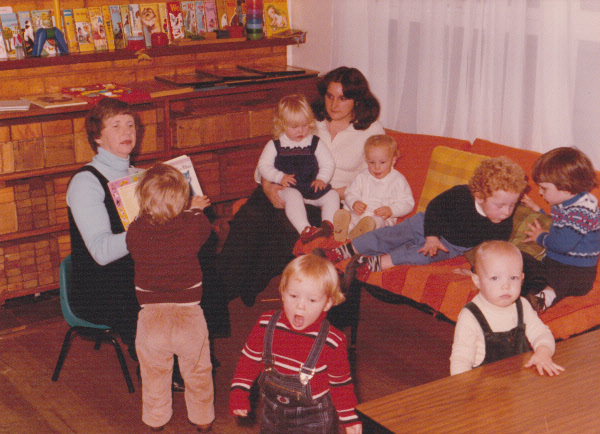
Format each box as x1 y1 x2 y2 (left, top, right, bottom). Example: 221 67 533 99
272 94 316 139
279 255 345 306
364 134 398 159
468 156 527 201
136 163 189 224
473 241 523 275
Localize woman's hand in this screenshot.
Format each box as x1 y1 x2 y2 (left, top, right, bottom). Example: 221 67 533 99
418 236 449 257
280 174 296 188
352 201 367 215
374 206 393 220
523 218 545 243
521 194 542 212
311 179 327 192
261 178 285 209
189 195 210 210
233 409 248 417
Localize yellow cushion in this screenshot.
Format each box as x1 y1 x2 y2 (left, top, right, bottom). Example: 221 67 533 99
416 146 487 212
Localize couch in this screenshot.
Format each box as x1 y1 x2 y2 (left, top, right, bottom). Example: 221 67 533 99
294 129 600 343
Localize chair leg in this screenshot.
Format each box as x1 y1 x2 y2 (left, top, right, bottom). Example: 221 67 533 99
94 338 103 350
106 334 135 393
52 327 77 381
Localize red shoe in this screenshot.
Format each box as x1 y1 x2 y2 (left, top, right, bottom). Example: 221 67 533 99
300 221 334 244
313 247 344 263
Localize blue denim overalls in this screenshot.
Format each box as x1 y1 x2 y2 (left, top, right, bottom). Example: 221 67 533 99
258 310 338 433
273 136 332 200
465 298 530 367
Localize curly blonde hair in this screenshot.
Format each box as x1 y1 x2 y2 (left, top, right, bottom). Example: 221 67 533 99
279 255 345 306
364 134 398 159
136 163 189 224
272 94 316 139
468 156 527 200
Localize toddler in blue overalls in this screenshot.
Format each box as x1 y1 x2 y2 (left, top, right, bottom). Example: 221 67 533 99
257 94 340 244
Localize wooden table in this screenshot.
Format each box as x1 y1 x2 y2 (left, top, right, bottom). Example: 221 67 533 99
356 328 600 433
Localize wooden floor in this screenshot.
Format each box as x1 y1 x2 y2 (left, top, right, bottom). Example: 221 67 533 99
0 278 455 433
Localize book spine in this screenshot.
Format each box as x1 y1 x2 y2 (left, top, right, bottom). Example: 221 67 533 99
102 6 116 50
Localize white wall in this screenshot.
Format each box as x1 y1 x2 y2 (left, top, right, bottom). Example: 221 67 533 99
287 0 334 74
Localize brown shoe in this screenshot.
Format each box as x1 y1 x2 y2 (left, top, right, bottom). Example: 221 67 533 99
348 216 376 240
333 209 351 242
525 292 547 314
189 420 212 432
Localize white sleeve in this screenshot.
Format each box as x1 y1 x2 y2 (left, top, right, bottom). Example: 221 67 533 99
343 172 366 210
387 172 415 218
522 297 556 354
449 308 481 375
256 140 285 184
314 138 336 183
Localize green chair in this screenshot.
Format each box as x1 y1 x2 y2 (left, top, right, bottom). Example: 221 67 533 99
51 254 135 393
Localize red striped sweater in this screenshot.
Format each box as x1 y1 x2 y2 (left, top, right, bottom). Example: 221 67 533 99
229 310 360 428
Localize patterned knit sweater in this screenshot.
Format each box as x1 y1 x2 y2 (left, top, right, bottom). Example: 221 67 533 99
538 191 600 267
229 310 360 428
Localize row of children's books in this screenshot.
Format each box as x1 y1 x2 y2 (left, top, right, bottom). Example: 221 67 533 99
0 1 289 59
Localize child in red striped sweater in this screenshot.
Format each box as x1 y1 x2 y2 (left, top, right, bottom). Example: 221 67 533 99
229 254 362 433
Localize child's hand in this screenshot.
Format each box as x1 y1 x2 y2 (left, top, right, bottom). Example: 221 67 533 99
523 218 545 243
281 174 296 188
374 206 393 220
190 195 211 210
521 194 542 212
233 409 248 417
418 236 449 257
352 201 367 215
524 345 565 376
345 423 362 434
311 179 327 191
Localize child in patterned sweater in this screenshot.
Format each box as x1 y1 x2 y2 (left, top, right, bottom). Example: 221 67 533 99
522 147 600 313
229 255 361 433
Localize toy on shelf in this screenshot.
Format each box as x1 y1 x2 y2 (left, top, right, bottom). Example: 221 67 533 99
32 27 69 56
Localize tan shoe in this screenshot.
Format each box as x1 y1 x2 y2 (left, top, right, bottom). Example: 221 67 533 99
333 209 351 242
348 216 376 240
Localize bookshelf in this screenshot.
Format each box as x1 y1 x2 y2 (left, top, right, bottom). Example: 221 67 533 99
0 34 317 303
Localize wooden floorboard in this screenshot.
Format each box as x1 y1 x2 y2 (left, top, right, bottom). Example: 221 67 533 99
0 277 455 433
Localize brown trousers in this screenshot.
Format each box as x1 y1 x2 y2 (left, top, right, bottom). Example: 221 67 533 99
136 303 214 428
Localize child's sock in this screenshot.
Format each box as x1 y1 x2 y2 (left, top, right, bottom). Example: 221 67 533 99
342 254 381 290
335 242 355 260
365 255 382 272
540 288 556 307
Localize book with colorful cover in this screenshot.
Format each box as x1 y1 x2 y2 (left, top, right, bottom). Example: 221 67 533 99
0 29 8 60
128 4 144 37
119 4 132 38
88 7 108 51
61 10 79 53
108 155 203 230
139 3 161 47
31 9 57 56
73 8 95 52
181 1 198 37
17 11 34 56
166 2 185 40
194 1 206 33
101 6 116 50
23 93 89 109
214 0 227 29
225 0 239 26
62 83 151 104
264 0 290 37
0 12 22 58
157 3 169 35
109 5 127 49
203 0 218 32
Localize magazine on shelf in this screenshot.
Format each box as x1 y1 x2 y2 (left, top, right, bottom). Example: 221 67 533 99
108 155 204 230
87 6 109 51
0 12 22 59
22 93 89 109
101 6 116 50
264 0 290 37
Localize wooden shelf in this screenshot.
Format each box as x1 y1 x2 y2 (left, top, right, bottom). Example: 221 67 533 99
0 36 301 72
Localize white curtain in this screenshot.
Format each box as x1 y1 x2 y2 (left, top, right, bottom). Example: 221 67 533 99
329 0 600 164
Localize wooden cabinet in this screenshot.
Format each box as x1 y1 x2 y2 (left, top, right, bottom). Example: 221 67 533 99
0 39 319 303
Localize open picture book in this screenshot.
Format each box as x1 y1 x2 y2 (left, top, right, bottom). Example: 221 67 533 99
108 155 203 230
